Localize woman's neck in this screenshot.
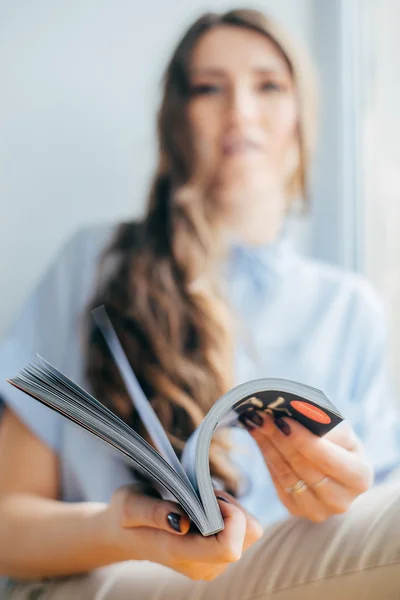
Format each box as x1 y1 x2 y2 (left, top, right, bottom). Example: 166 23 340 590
220 190 287 246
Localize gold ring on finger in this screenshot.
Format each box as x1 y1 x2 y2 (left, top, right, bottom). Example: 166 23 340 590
284 479 308 495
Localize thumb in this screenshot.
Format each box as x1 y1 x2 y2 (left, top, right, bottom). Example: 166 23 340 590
117 485 190 535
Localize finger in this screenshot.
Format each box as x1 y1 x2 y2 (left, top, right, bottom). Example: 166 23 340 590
133 496 248 565
257 434 331 521
160 501 247 566
254 416 328 488
214 492 263 551
267 468 300 515
260 430 359 515
258 416 372 493
324 420 363 451
268 469 334 523
118 485 190 534
214 496 247 561
291 418 372 492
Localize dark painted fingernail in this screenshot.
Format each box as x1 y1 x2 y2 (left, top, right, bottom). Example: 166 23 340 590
243 419 256 430
167 512 182 532
274 417 291 436
238 414 254 430
216 495 230 503
239 411 263 430
246 412 264 427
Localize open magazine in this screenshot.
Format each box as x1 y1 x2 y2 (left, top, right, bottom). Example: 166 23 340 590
7 306 344 536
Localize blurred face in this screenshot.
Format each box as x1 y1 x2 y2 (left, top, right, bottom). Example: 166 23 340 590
187 25 299 218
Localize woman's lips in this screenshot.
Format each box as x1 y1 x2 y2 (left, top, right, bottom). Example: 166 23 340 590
221 136 262 155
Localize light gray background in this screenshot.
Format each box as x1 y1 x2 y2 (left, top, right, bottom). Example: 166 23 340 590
0 0 343 338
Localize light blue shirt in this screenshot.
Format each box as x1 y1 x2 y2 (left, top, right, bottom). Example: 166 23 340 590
1 223 399 527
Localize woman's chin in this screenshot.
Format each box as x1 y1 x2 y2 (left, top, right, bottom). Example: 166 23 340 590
218 154 280 182
222 150 266 164
215 169 280 195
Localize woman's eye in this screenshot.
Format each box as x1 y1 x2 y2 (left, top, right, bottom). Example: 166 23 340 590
260 81 283 92
190 84 221 96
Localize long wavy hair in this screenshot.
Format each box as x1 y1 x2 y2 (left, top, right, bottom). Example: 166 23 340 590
84 8 318 494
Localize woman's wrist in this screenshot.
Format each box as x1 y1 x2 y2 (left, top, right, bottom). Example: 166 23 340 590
87 501 141 564
85 503 120 561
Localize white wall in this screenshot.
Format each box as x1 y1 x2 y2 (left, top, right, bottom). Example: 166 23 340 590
0 0 314 338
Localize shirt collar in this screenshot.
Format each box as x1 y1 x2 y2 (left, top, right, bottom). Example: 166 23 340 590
227 227 295 282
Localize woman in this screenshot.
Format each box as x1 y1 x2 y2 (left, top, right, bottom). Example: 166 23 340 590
1 8 400 599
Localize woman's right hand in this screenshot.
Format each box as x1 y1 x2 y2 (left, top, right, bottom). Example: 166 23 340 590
0 408 262 580
100 484 263 581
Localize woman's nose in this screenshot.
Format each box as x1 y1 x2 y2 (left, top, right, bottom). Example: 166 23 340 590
225 88 258 126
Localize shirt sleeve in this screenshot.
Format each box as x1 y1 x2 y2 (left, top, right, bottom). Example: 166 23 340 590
0 229 89 451
349 279 400 480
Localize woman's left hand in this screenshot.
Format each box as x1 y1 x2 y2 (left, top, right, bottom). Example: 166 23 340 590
246 413 374 523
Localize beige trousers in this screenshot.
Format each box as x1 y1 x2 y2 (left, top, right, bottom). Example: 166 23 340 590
6 481 400 600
